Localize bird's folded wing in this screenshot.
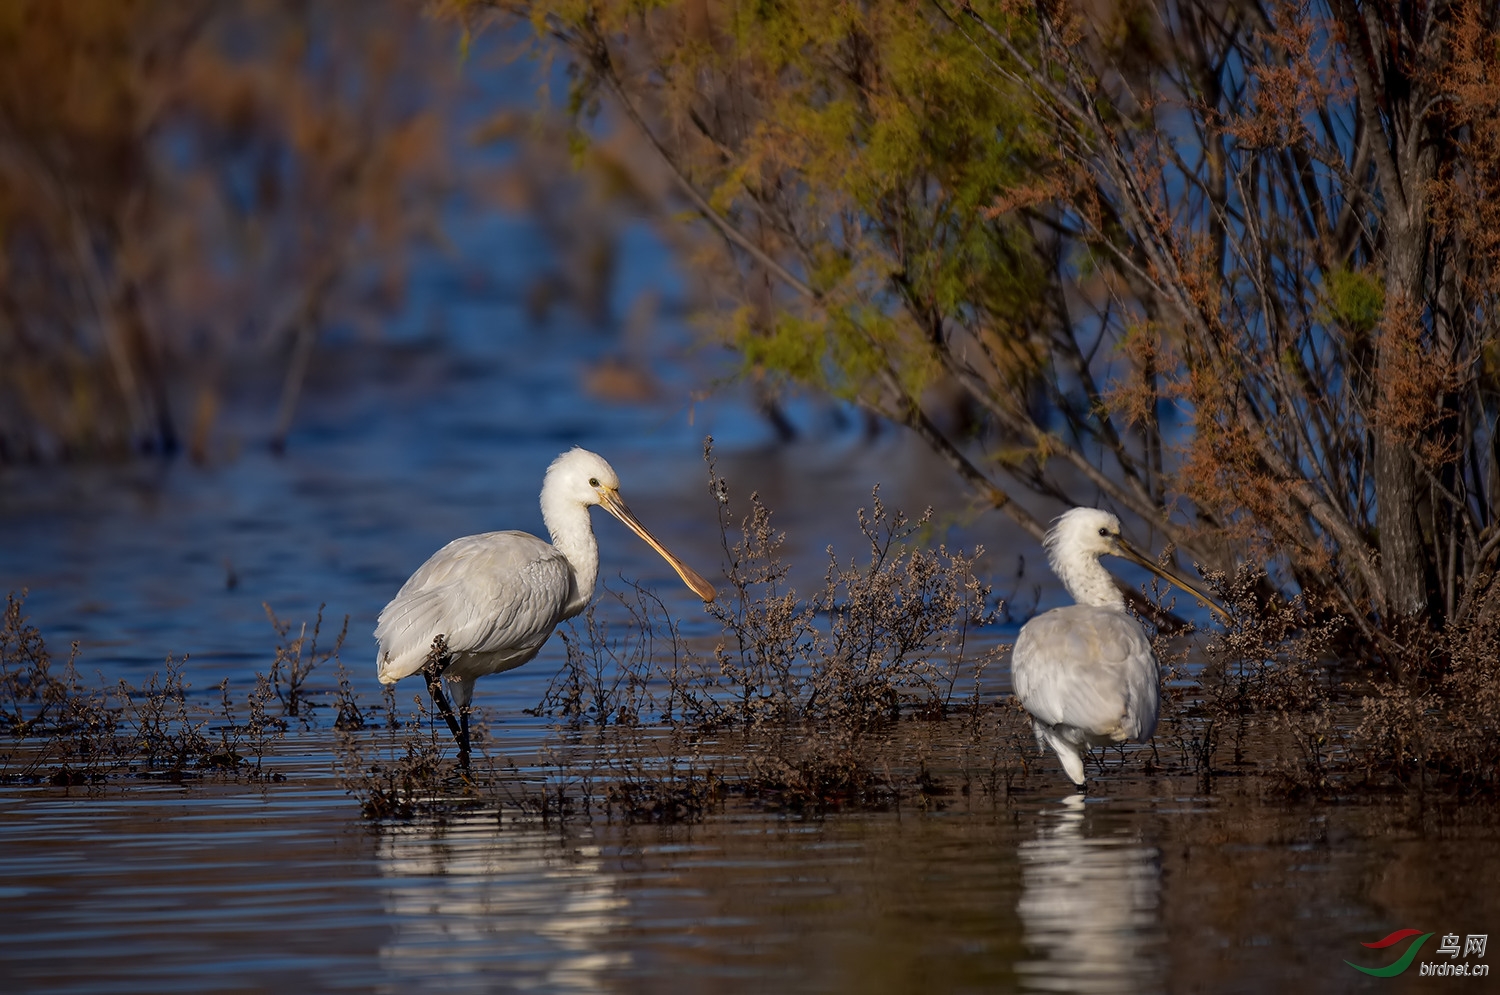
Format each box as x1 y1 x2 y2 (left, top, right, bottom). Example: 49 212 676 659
376 532 573 683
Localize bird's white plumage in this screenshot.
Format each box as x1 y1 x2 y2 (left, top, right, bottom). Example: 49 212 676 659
374 447 715 753
374 448 622 713
375 531 576 701
1012 508 1162 787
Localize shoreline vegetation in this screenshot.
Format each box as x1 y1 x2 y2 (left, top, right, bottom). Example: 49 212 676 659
6 450 1497 823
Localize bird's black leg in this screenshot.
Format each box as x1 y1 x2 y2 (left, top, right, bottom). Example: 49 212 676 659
422 661 463 743
457 706 471 770
420 636 465 763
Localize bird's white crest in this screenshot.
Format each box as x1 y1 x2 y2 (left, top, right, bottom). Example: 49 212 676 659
1042 507 1129 611
541 447 619 512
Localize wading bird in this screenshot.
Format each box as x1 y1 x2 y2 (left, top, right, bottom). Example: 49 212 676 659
1012 508 1226 787
376 447 716 766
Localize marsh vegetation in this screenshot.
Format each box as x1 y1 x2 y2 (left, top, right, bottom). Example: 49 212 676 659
6 449 1498 819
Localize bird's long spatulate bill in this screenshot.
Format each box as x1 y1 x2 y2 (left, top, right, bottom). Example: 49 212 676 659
1117 541 1231 623
600 490 717 602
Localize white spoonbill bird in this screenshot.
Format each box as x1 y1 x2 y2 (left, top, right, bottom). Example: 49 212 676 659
1012 508 1225 787
376 447 716 765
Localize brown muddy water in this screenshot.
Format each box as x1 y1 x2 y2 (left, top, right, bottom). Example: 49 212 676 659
3 745 1497 994
2 219 1497 992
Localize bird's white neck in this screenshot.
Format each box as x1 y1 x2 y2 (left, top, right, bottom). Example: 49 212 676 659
541 488 598 617
1050 546 1125 610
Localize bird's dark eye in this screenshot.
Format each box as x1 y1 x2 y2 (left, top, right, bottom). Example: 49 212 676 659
1098 527 1109 537
589 477 599 487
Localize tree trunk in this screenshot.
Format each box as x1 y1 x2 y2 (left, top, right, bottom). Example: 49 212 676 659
1373 436 1426 619
1337 0 1441 630
1375 236 1433 629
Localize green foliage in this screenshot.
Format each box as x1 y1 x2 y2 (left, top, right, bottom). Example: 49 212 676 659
1323 267 1386 335
539 0 1054 404
734 310 828 388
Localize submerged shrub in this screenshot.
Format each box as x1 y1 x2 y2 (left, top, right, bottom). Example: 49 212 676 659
0 592 330 785
334 684 453 821
14 449 1500 817
703 441 1001 727
523 441 1009 815
1160 562 1500 797
1 593 119 783
265 604 347 719
1347 583 1500 792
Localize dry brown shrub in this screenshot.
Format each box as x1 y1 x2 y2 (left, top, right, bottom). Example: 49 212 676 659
1369 295 1467 465
0 592 118 783
0 592 331 786
1347 582 1500 793
265 604 347 719
1151 565 1349 791
689 444 1005 810
333 683 454 821
509 441 1013 817
1153 560 1500 797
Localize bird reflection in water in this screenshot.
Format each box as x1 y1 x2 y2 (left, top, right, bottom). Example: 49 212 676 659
377 810 627 991
1016 795 1164 993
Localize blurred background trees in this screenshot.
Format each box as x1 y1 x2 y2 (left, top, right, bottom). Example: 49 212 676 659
0 0 447 461
445 0 1500 662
